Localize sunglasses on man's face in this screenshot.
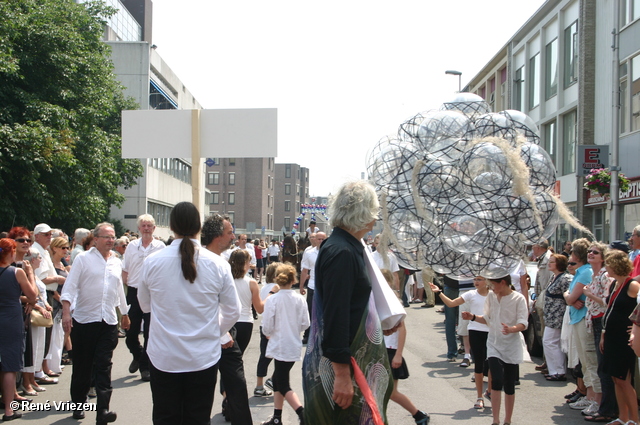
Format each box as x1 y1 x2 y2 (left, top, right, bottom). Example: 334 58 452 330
568 262 577 266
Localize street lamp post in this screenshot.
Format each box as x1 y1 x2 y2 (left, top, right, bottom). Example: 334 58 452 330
445 70 462 92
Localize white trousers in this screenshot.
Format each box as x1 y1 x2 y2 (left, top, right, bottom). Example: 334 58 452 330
543 326 566 375
46 316 64 373
26 325 46 374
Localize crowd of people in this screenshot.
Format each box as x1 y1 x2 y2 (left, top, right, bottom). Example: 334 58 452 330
2 182 640 425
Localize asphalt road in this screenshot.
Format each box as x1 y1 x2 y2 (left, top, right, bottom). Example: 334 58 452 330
16 301 592 424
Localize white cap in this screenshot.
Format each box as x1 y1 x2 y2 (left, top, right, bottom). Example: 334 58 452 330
33 223 52 235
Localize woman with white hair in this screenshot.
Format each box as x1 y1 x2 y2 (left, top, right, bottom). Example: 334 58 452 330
302 181 421 425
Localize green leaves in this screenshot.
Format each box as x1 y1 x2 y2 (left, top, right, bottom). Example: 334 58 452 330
0 0 142 231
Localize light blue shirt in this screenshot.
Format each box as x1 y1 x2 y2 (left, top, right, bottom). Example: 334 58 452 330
569 263 593 325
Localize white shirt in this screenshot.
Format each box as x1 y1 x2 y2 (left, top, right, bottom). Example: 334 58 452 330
70 245 84 265
262 289 310 362
60 248 129 325
122 238 166 288
301 247 319 290
510 259 528 294
222 245 256 267
461 290 489 332
267 244 281 257
138 239 240 373
234 276 254 323
33 241 57 291
484 290 528 364
372 250 400 273
260 283 278 301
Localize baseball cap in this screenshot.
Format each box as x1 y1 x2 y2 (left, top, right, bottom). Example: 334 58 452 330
33 223 52 235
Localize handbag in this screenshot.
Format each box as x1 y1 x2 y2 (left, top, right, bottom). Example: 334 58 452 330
30 309 53 328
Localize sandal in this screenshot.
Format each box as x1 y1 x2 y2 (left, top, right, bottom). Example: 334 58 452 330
546 374 567 381
474 398 484 409
484 390 491 400
604 420 625 425
584 414 618 423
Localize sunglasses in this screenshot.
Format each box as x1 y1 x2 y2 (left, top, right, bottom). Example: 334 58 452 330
587 250 600 255
568 262 577 266
61 246 70 250
15 238 32 243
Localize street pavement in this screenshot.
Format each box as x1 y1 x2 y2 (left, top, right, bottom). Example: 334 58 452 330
18 302 591 424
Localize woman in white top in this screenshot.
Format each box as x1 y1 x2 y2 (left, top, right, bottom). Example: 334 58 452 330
462 274 528 425
228 249 264 354
260 264 310 425
138 202 240 425
431 276 490 409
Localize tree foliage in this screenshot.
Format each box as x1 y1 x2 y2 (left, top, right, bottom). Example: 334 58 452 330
0 0 142 232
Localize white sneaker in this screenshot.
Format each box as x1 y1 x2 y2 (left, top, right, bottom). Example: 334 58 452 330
580 401 598 415
569 396 592 410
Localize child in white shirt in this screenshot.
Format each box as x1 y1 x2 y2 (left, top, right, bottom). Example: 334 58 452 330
261 264 310 425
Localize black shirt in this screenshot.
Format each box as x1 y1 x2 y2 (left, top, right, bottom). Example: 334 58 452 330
315 227 371 364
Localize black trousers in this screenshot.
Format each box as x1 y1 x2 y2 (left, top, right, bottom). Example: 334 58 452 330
70 320 118 414
125 287 150 372
150 361 218 425
219 333 253 425
256 326 273 378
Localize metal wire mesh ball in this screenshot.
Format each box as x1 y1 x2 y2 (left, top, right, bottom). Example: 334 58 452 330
458 142 512 200
521 142 556 191
416 110 472 162
440 198 495 254
440 92 491 121
415 154 462 209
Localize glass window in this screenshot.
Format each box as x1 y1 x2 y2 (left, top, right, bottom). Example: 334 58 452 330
564 21 578 88
228 192 235 205
543 121 557 167
285 164 291 178
285 201 291 211
211 192 219 204
620 62 628 134
228 158 236 166
529 53 540 109
228 212 235 225
515 66 525 112
228 172 235 185
562 110 577 175
285 184 291 195
208 172 219 185
631 55 640 131
284 217 290 230
545 39 558 99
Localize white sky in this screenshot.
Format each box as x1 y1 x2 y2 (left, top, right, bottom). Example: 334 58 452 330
151 0 547 197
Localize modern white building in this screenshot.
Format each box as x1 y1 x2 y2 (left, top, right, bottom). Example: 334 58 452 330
467 0 640 245
87 0 205 239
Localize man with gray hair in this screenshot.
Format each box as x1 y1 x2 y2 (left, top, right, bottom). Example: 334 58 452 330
70 228 91 265
113 237 129 260
122 214 165 382
61 222 130 424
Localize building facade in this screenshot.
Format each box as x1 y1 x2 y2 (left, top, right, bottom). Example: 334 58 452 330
273 164 310 237
89 0 204 239
205 157 276 240
466 0 640 245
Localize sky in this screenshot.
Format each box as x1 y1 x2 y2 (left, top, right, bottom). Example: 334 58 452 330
150 0 547 197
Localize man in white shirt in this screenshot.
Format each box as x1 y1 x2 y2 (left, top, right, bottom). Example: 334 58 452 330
223 234 256 271
70 227 91 265
371 234 400 290
267 239 281 263
201 214 253 424
300 232 326 344
33 223 61 291
122 214 165 381
61 223 130 424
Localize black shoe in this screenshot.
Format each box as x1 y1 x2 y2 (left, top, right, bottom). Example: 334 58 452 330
140 370 151 381
73 410 85 420
129 359 139 374
260 417 282 425
2 412 22 421
221 398 230 422
97 410 117 424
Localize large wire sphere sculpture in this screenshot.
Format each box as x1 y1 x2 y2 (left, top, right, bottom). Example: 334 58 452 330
371 93 560 275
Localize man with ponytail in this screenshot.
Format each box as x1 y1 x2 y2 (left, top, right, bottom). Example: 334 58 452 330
138 202 241 425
